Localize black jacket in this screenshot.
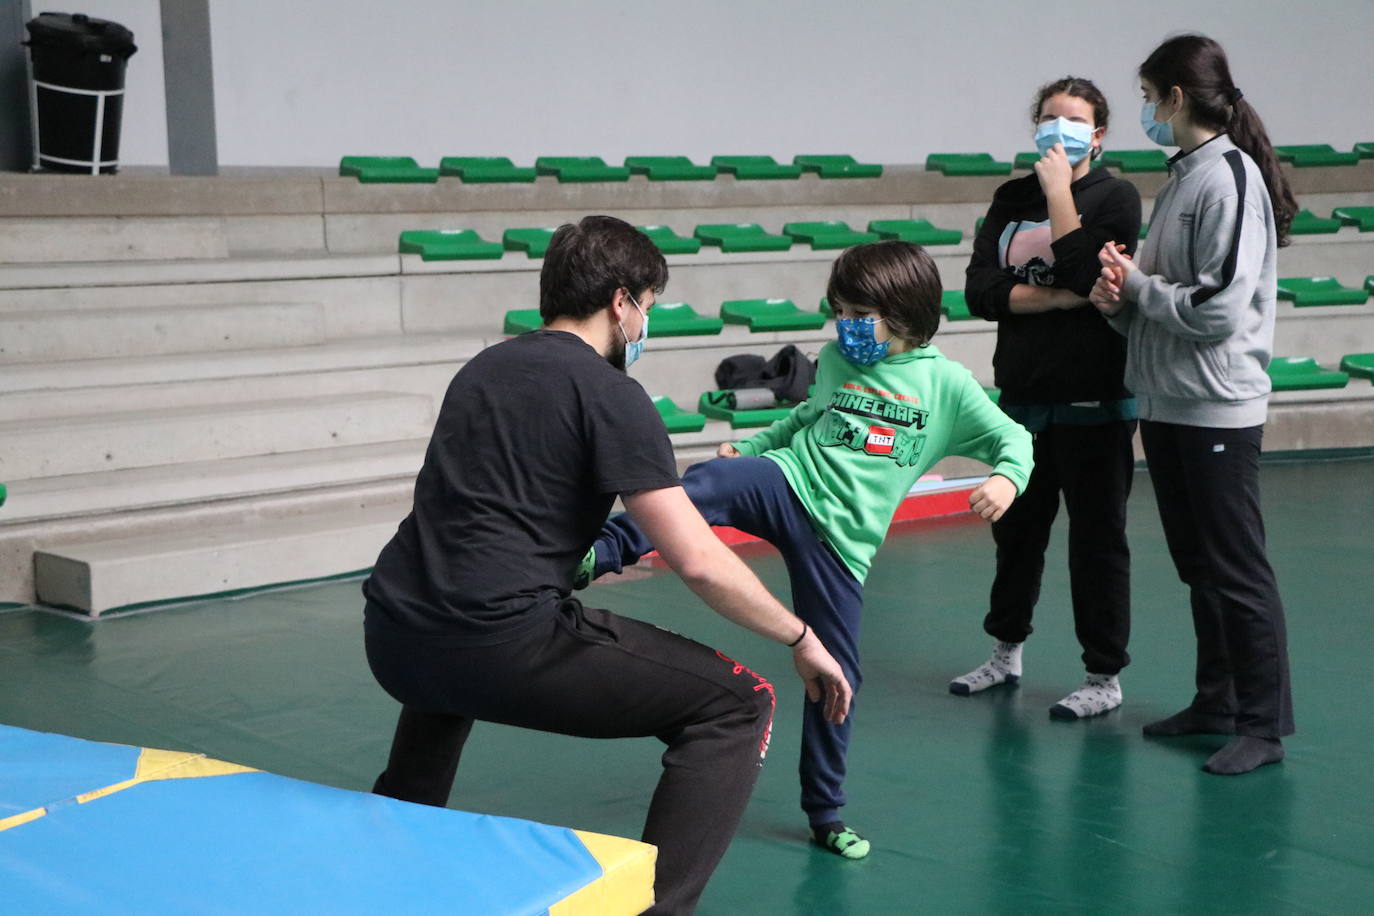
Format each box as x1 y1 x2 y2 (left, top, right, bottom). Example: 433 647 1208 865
965 167 1142 405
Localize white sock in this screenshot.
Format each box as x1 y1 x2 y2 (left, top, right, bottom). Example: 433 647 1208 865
1049 673 1122 719
949 641 1023 695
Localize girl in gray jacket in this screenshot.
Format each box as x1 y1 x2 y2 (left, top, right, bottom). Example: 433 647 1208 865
1090 34 1298 776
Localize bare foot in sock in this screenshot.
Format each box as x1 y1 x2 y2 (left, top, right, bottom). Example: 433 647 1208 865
949 641 1022 696
1203 736 1284 775
1142 706 1237 737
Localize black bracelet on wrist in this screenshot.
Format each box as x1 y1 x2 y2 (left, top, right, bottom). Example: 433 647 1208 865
786 622 808 648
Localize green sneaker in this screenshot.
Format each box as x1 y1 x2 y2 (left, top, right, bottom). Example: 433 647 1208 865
813 823 870 860
573 547 596 590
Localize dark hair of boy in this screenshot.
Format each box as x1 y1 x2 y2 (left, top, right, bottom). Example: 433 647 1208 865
539 215 670 323
826 240 943 348
1031 76 1110 160
1140 33 1298 245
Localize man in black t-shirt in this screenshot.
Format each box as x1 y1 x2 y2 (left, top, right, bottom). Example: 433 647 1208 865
363 215 852 915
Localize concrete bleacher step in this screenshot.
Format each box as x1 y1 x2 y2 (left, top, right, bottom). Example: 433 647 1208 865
0 252 399 290
0 217 229 263
32 500 410 615
1 333 485 400
0 439 428 524
0 302 327 363
0 392 434 480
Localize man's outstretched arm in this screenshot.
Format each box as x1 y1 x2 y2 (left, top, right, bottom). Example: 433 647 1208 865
623 486 853 724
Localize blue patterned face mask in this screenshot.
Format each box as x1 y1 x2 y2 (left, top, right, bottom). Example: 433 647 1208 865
1035 117 1095 165
836 317 889 366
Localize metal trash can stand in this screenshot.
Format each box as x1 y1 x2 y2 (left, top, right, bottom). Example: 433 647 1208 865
24 12 137 174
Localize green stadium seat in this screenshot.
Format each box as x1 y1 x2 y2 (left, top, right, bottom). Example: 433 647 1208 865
867 219 962 246
925 153 1012 176
0 481 6 507
1267 356 1349 391
793 155 882 179
653 396 708 434
697 390 797 428
720 298 827 332
982 386 1001 404
1368 275 1374 295
503 227 558 258
941 290 976 321
782 221 879 250
623 156 716 180
338 156 438 183
534 157 631 182
693 223 792 253
1013 152 1039 170
1355 142 1374 159
710 156 802 180
398 229 503 260
503 308 543 335
637 225 702 255
1275 277 1369 307
1289 209 1343 235
975 217 985 233
1100 149 1170 173
647 303 723 337
438 157 538 183
1140 223 1149 239
1274 144 1360 167
1333 206 1374 231
1340 353 1374 382
819 296 833 318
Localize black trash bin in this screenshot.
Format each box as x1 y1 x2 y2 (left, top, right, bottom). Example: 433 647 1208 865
24 12 137 174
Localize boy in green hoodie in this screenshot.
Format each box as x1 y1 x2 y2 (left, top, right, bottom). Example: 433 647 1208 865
584 241 1033 858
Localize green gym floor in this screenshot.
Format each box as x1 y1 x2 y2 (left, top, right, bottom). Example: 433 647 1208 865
3 453 1372 914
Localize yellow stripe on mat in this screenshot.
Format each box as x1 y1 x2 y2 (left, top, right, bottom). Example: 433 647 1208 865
0 808 48 832
550 830 657 916
1 747 258 832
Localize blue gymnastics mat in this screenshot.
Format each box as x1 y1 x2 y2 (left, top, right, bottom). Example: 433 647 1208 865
0 724 654 915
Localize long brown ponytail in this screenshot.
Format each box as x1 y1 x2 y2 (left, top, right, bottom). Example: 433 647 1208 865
1140 34 1298 246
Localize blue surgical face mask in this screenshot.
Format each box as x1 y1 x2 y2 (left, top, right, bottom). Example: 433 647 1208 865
619 293 648 369
1140 101 1176 147
835 317 889 366
1034 117 1095 165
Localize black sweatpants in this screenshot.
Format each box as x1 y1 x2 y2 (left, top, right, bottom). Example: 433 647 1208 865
985 420 1136 674
364 598 776 916
1140 420 1294 737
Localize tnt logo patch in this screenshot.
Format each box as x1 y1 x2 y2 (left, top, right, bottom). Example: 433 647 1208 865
865 425 896 455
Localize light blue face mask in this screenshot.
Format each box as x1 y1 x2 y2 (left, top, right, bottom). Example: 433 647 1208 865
1034 117 1096 165
1140 101 1176 147
619 293 648 369
835 317 889 366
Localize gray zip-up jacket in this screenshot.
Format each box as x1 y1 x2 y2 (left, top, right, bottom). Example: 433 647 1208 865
1108 134 1277 427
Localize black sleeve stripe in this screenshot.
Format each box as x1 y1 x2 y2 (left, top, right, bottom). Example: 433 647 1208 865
1190 150 1247 307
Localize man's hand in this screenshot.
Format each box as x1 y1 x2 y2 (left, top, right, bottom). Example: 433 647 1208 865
969 474 1017 522
790 628 852 724
716 442 741 459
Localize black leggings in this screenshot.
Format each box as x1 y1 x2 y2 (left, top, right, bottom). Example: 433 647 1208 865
365 598 777 915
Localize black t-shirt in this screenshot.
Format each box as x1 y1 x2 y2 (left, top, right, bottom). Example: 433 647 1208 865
363 330 680 645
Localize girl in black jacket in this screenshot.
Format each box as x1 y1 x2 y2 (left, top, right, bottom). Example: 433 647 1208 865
951 77 1142 719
